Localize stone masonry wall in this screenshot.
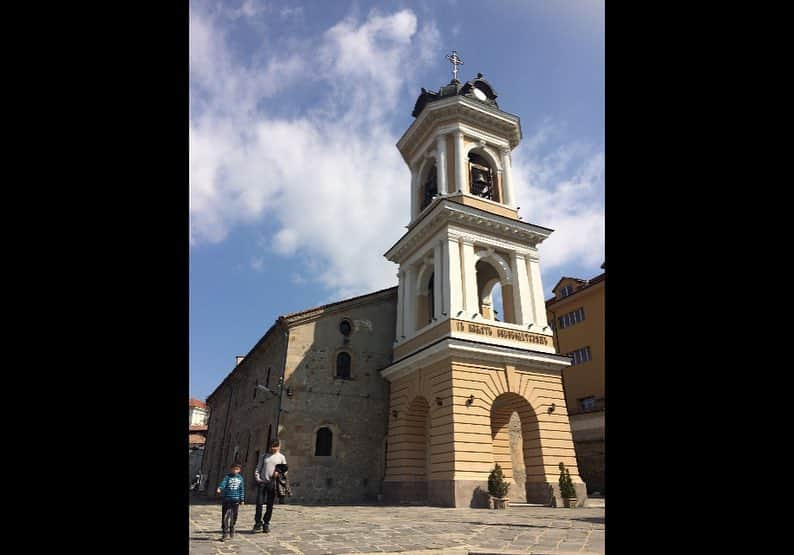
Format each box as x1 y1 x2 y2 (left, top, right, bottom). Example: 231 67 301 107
280 294 396 503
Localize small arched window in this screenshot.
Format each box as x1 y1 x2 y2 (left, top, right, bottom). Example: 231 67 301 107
336 352 351 379
315 427 332 456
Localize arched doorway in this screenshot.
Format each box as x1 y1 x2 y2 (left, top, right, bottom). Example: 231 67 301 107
490 392 539 503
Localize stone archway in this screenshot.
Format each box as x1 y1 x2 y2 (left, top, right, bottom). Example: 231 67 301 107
490 392 539 503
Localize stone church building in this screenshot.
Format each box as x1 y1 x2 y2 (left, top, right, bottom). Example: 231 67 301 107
201 65 588 508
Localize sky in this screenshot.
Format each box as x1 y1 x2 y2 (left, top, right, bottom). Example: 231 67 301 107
190 0 605 401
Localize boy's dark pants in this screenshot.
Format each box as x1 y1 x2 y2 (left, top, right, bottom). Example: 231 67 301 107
221 500 240 532
254 482 276 526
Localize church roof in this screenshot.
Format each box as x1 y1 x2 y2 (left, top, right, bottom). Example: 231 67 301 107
189 434 206 446
280 286 397 322
412 73 499 118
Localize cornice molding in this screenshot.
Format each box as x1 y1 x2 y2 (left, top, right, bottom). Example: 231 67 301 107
397 97 522 165
384 199 552 263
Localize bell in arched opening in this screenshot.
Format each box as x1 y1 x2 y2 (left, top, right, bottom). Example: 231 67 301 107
469 153 495 201
422 164 438 210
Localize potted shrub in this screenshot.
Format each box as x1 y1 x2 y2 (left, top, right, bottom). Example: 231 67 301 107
487 463 510 509
558 462 577 508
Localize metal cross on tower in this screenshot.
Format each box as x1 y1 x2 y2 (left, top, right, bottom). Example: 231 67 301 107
446 50 464 81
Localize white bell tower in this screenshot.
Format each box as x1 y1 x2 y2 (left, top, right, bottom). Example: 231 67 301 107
388 68 552 349
380 54 585 509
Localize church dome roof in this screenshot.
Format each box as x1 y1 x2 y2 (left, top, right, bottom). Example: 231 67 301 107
411 73 499 118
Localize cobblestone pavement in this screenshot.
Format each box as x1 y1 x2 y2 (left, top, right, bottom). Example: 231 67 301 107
189 502 605 555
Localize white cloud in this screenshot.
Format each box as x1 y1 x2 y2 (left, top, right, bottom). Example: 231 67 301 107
280 6 303 18
272 228 299 254
190 5 602 302
190 6 440 299
226 0 268 20
250 256 265 272
511 122 605 275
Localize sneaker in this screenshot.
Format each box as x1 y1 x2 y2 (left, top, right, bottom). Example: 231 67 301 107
263 524 270 533
220 533 227 542
230 527 235 538
252 523 262 532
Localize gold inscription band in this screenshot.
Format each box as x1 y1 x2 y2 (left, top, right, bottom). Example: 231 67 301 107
454 320 548 346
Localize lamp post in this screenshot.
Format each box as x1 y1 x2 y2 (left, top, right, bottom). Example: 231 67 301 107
255 381 288 441
255 326 291 441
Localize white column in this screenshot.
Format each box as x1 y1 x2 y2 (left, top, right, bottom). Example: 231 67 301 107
436 134 448 196
501 148 515 208
403 265 416 336
445 237 463 317
395 270 405 339
409 170 418 221
461 240 479 318
454 130 466 194
511 252 533 326
527 255 550 329
433 241 443 319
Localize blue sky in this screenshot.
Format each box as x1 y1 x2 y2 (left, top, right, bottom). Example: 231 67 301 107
190 0 604 401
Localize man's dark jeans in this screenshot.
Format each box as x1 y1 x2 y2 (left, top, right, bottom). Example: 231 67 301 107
254 482 276 526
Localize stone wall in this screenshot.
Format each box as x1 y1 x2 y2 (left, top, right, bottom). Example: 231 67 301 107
201 290 397 504
279 293 396 503
202 327 287 499
569 411 604 494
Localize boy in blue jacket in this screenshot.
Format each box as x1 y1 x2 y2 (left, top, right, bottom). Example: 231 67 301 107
216 462 245 541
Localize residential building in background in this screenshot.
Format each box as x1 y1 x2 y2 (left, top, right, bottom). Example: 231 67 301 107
189 398 209 488
545 262 605 493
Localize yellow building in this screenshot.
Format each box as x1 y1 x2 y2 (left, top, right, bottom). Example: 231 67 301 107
545 263 605 493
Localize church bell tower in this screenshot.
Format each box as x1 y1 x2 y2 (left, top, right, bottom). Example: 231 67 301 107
380 52 587 508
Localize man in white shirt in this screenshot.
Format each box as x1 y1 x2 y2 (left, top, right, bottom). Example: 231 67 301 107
252 439 287 533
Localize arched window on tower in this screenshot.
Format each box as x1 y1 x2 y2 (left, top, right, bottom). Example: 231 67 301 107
476 258 516 324
335 351 351 379
468 153 498 202
416 269 435 329
315 427 332 456
421 163 438 210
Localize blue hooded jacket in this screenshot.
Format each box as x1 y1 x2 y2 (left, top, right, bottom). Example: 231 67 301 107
217 472 245 502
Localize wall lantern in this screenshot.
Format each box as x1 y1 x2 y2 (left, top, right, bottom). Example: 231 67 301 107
392 410 399 418
548 403 556 414
435 397 443 406
466 395 475 407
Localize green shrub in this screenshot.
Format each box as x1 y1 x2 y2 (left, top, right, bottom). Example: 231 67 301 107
488 463 510 498
558 462 576 499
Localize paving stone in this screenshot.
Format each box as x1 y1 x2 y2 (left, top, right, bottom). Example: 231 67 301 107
190 503 606 555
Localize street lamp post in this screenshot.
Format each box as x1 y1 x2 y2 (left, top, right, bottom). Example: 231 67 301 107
255 326 291 441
